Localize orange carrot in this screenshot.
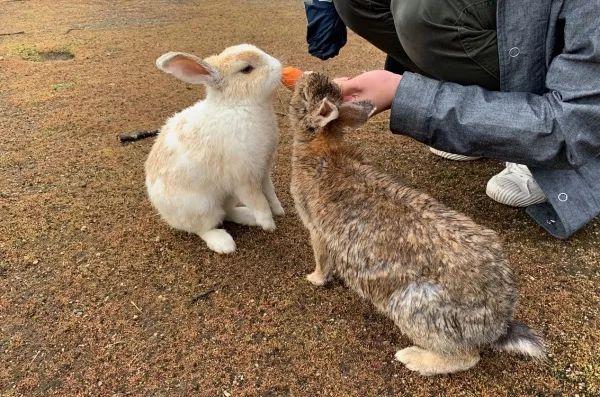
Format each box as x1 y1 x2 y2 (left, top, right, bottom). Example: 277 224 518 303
281 66 303 90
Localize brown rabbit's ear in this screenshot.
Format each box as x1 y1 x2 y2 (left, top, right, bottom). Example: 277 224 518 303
156 52 221 86
313 98 339 127
335 101 376 129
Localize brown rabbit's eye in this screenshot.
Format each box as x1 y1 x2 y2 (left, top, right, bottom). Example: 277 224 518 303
240 65 254 74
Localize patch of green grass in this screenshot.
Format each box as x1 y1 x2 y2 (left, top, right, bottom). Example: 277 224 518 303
11 44 75 62
52 82 75 91
582 362 600 394
13 44 42 61
553 359 600 396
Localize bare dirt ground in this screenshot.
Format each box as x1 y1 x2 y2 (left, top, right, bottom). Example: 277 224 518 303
0 1 598 396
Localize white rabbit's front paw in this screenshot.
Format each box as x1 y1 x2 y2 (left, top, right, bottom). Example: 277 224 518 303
256 215 276 232
200 229 236 254
306 271 327 286
271 204 285 217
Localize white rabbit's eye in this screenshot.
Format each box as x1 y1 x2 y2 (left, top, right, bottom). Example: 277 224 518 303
240 65 254 74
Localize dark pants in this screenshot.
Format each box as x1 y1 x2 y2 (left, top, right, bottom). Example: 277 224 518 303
333 0 500 90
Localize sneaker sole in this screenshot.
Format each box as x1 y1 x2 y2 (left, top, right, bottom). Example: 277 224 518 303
429 148 481 161
486 182 547 207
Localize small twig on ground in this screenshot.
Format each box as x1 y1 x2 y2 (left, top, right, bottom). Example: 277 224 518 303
191 286 217 303
118 130 159 143
105 340 125 349
0 31 25 36
29 350 41 367
65 27 83 34
275 111 286 117
127 352 142 367
130 301 142 313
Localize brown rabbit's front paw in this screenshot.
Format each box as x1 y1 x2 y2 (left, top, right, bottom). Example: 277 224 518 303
306 271 328 286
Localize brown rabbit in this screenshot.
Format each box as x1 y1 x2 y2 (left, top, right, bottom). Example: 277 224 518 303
288 72 545 376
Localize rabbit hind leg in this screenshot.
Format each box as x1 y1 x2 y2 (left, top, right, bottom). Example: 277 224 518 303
395 346 480 376
180 199 235 254
388 282 482 375
151 184 235 254
195 208 235 254
199 228 236 254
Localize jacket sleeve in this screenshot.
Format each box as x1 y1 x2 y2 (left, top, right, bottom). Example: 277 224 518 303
389 6 600 169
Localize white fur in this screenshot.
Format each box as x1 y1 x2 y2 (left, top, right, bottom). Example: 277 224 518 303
395 346 480 376
145 44 284 254
499 339 546 360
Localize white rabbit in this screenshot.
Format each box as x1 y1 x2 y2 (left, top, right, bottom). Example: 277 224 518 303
145 44 284 254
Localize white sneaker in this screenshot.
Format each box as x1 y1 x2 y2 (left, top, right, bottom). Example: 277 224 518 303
486 163 547 207
429 147 481 161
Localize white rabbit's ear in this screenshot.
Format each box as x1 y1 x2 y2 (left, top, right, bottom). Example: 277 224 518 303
314 98 339 127
156 52 221 86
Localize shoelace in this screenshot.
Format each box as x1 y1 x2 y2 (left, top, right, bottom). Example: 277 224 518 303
504 162 531 176
503 162 534 193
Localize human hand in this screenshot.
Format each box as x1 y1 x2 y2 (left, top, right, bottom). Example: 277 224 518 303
333 70 402 116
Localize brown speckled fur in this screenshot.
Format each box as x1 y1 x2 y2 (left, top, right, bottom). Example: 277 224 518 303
288 73 544 375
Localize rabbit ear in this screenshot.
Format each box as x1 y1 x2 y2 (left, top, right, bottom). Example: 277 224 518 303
336 101 376 129
156 52 221 86
313 98 339 127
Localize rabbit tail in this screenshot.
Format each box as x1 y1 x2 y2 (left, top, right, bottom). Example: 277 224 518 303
493 320 546 360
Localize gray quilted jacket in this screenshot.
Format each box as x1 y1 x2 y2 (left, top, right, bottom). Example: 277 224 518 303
390 0 600 239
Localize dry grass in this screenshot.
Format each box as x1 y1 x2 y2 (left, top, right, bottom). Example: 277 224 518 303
0 1 598 396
